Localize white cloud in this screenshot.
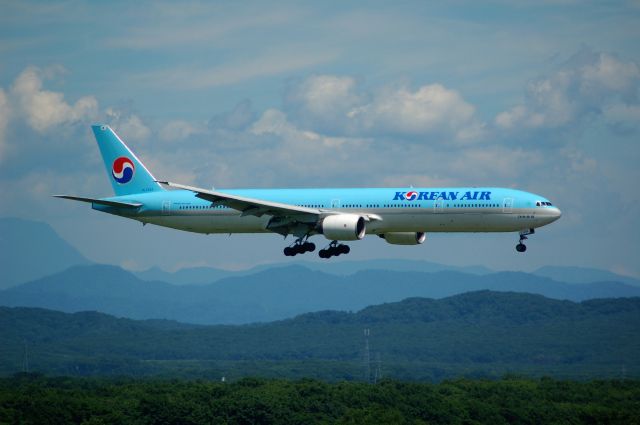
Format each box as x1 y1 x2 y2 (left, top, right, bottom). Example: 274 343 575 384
11 66 98 133
353 84 479 138
286 76 484 143
105 108 151 142
0 88 10 162
285 75 362 132
581 52 640 95
250 109 289 136
602 103 640 130
159 120 200 142
250 108 359 150
495 50 640 131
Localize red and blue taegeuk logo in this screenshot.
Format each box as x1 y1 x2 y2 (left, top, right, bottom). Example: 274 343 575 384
112 157 135 184
405 191 418 201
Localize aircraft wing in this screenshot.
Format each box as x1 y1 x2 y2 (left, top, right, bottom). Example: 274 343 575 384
158 181 382 237
158 181 322 217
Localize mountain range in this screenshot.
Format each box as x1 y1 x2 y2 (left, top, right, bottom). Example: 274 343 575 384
2 217 638 288
2 263 640 324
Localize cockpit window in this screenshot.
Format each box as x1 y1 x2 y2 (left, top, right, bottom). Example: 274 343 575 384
536 201 541 207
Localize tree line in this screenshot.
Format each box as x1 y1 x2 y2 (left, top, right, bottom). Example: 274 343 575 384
1 374 639 424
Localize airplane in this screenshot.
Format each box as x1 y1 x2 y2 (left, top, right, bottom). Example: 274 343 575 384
55 125 562 258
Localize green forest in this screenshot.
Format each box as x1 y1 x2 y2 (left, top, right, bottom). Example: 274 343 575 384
2 292 639 381
1 374 639 424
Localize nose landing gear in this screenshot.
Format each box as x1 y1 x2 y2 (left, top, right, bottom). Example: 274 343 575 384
283 237 316 257
516 228 534 253
319 241 350 259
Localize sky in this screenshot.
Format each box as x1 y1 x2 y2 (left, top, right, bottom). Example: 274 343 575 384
1 0 639 276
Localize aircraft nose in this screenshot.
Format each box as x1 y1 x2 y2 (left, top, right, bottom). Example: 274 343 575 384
551 207 562 221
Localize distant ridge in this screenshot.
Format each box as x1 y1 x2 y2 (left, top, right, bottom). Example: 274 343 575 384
2 264 640 325
133 259 492 286
0 217 89 289
534 265 640 287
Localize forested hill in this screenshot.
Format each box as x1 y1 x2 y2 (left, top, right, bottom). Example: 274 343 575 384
2 291 639 381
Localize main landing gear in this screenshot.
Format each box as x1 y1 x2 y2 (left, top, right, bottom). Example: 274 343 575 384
283 238 316 257
319 241 350 259
516 228 534 253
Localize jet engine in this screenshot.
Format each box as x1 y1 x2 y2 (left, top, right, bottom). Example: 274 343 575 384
321 214 366 241
381 232 426 245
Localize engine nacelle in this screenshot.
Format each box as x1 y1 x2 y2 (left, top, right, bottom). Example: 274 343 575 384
381 232 426 245
321 214 366 241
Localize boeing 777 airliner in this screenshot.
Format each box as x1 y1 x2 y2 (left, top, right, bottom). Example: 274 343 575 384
56 125 561 258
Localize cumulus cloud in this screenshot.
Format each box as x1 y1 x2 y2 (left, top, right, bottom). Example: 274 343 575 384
495 50 640 131
285 75 362 133
351 84 483 142
602 103 640 133
105 108 151 142
286 75 484 143
10 66 98 133
0 88 10 162
159 120 200 142
251 108 360 151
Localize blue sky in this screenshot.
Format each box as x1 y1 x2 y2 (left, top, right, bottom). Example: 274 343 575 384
1 0 639 276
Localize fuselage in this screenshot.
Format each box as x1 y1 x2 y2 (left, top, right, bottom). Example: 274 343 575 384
94 187 562 235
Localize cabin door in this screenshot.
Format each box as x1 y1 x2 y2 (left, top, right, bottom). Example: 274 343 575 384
434 198 444 213
502 198 513 213
162 201 171 215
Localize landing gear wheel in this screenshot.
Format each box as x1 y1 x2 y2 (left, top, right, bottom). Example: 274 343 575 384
515 228 534 254
283 237 316 257
318 241 351 259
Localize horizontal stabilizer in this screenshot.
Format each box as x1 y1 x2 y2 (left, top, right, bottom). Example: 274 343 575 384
53 195 142 209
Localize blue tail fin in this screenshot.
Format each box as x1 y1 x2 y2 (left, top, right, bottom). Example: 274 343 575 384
92 124 163 196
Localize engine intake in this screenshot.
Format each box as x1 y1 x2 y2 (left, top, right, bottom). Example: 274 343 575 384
321 214 366 241
381 232 426 245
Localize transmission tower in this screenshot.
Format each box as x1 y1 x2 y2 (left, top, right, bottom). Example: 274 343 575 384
363 328 371 383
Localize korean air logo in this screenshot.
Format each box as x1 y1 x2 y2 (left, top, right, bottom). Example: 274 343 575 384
112 157 135 184
404 191 418 201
